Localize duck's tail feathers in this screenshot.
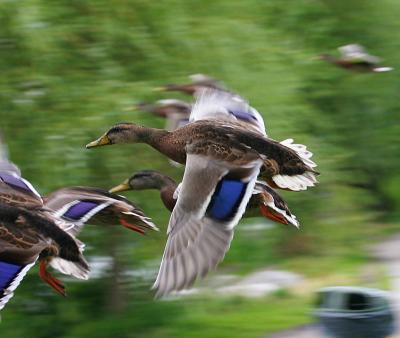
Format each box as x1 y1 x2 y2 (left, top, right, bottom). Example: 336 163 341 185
0 260 36 311
373 67 393 72
272 139 318 191
280 139 317 168
271 173 318 191
49 256 89 280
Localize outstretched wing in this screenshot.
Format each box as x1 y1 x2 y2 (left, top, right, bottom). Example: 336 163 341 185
45 186 158 236
190 89 267 136
153 140 263 297
189 74 226 91
0 134 43 207
0 260 36 311
339 44 380 64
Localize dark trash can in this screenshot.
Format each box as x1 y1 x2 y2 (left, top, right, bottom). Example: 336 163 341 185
314 286 395 338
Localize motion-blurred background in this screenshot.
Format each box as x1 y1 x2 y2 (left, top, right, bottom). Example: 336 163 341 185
1 1 399 337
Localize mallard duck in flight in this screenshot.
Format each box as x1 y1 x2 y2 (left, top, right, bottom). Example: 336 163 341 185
136 99 192 132
0 137 157 310
319 44 393 72
110 170 299 227
0 140 88 307
87 90 315 191
87 90 317 296
156 74 226 96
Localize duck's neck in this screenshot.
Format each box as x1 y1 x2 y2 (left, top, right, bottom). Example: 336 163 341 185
321 54 340 65
160 184 177 212
141 128 186 164
147 175 178 212
130 126 167 143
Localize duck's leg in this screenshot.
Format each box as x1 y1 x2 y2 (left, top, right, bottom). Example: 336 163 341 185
119 218 145 235
259 205 289 225
39 259 66 297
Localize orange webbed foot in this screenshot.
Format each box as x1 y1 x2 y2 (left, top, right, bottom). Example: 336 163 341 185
39 260 67 297
259 205 289 225
119 218 145 235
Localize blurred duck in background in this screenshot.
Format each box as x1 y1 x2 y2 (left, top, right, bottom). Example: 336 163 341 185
153 74 267 134
136 99 192 132
319 44 393 72
156 73 226 96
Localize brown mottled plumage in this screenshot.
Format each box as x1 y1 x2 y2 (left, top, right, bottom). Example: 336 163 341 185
87 120 317 188
0 202 88 298
0 143 89 299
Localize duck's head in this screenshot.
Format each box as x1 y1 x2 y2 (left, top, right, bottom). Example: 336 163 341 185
135 102 155 113
110 170 172 193
317 54 336 62
86 123 147 149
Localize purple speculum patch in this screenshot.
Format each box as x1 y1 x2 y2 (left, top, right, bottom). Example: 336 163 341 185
0 261 22 292
0 173 32 193
63 201 99 220
228 110 257 122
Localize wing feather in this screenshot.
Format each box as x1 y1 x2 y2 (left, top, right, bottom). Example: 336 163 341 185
153 152 262 297
190 89 267 136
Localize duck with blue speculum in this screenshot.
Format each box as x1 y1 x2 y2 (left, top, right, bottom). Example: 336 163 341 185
87 89 318 296
44 186 158 236
87 90 316 191
155 77 268 136
0 140 88 307
110 170 299 227
0 137 157 309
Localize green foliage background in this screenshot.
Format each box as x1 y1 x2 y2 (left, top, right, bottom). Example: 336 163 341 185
0 0 399 336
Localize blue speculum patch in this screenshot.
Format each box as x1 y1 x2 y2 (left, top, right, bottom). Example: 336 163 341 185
0 173 32 193
64 201 99 220
228 110 257 122
207 179 247 221
0 261 23 292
